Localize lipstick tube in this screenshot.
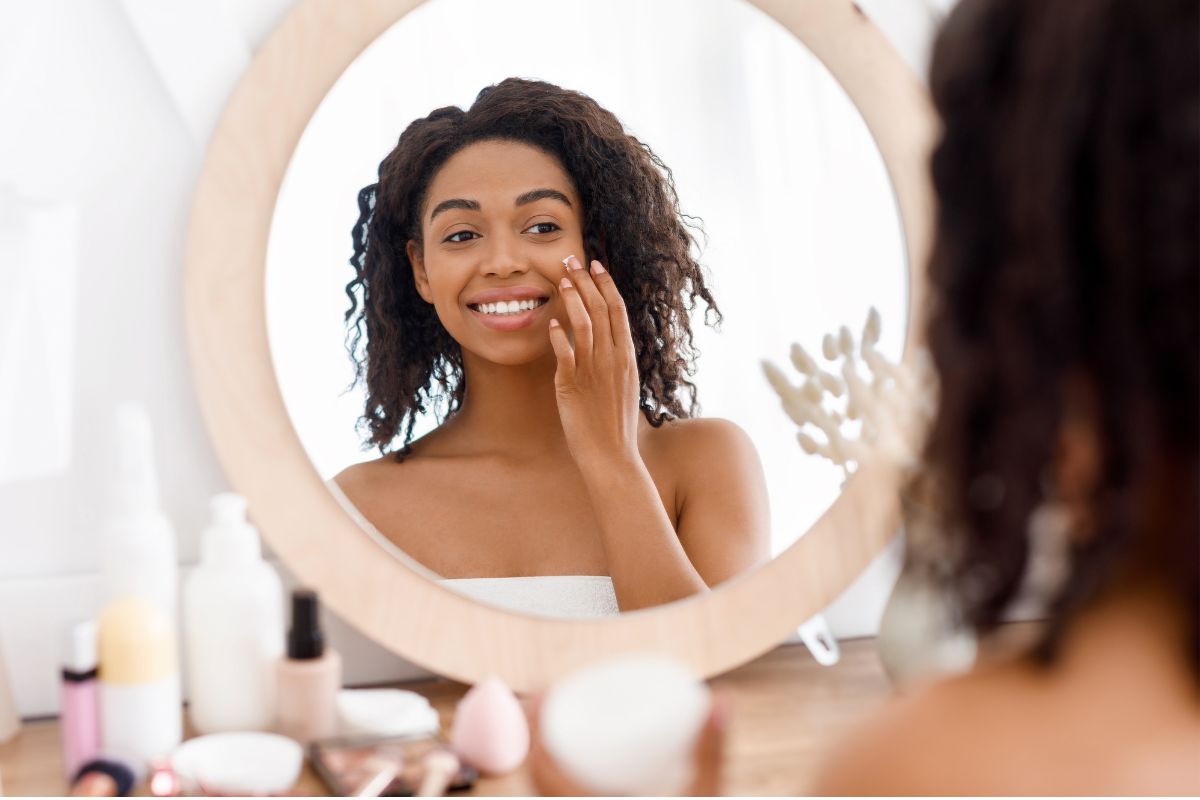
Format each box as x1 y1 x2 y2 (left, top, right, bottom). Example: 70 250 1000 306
61 620 101 779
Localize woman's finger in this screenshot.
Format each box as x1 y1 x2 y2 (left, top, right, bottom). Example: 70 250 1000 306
688 689 730 796
588 259 634 353
565 255 612 353
559 275 593 370
527 694 590 796
548 318 576 387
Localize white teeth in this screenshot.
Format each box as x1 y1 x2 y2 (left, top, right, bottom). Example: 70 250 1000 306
474 298 544 316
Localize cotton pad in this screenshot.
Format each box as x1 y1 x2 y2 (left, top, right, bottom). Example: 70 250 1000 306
337 688 440 738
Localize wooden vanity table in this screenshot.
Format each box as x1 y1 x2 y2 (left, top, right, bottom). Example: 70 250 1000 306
0 639 891 796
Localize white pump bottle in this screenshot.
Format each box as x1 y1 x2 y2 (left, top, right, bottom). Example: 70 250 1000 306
183 492 285 733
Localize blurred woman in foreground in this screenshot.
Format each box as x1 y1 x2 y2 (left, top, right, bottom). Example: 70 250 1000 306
816 0 1198 792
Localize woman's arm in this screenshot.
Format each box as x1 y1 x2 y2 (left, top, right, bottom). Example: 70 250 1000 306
549 256 768 610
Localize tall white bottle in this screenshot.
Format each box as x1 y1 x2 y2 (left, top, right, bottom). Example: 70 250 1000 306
101 405 178 616
98 404 182 767
183 493 285 733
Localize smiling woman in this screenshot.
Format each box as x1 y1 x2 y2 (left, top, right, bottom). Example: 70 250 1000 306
331 79 772 614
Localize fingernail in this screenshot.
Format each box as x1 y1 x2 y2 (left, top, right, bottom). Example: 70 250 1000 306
560 276 571 289
569 256 583 270
561 255 574 271
590 260 606 274
549 318 560 328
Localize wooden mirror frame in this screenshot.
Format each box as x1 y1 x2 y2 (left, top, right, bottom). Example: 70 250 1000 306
185 0 936 690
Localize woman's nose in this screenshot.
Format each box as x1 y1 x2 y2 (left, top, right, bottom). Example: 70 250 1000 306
479 235 529 278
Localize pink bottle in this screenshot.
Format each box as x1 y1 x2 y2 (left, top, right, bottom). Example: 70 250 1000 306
61 620 101 779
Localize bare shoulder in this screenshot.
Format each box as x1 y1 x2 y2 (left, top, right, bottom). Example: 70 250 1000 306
811 669 1006 795
329 453 410 515
331 454 393 490
644 417 768 512
809 658 1174 795
641 416 761 469
331 428 449 501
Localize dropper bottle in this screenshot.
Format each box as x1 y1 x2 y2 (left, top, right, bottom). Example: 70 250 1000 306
276 590 341 743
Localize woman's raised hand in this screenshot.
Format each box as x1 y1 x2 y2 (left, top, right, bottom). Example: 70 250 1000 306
548 255 642 470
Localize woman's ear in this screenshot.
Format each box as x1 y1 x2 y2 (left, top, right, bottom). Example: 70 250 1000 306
407 240 433 303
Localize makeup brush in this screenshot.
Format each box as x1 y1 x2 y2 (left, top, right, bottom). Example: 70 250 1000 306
416 750 460 797
351 755 402 798
353 764 399 798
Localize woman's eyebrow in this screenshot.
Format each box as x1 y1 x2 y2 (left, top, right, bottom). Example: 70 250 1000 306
514 188 572 208
429 198 480 221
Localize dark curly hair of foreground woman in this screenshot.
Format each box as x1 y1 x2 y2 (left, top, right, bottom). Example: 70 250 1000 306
914 0 1198 672
344 78 719 456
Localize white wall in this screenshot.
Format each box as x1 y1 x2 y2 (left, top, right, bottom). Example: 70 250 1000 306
0 0 952 718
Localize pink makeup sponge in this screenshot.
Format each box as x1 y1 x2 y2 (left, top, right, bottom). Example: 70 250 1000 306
449 677 529 776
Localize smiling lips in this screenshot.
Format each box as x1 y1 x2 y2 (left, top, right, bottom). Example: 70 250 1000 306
466 288 551 331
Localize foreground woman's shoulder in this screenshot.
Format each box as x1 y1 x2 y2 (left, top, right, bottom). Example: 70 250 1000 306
811 671 992 795
811 658 1200 795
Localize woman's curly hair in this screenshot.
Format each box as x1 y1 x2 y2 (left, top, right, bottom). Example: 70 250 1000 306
344 78 719 456
914 0 1198 673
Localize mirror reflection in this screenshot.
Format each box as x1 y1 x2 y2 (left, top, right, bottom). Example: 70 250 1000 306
266 0 906 617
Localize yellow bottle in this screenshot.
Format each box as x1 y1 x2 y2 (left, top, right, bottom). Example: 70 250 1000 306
98 596 182 768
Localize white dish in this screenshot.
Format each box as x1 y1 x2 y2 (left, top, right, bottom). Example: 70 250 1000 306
171 731 303 795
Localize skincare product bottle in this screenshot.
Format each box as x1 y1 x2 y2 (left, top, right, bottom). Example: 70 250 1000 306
101 404 178 618
183 492 285 733
276 590 341 744
61 620 101 779
96 404 183 769
98 596 183 768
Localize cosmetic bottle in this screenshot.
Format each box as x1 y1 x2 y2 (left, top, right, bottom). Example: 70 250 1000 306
101 405 178 619
61 620 101 779
98 596 183 768
183 492 285 734
276 590 341 744
95 404 182 769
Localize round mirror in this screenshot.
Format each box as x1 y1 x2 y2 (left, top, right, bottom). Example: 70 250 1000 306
264 0 906 618
186 0 935 687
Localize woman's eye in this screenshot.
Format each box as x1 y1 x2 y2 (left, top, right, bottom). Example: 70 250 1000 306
525 222 560 235
444 230 477 243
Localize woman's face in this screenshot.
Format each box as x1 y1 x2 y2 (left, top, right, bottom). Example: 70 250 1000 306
408 139 586 367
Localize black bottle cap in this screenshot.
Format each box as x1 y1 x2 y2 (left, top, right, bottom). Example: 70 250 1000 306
288 589 325 660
